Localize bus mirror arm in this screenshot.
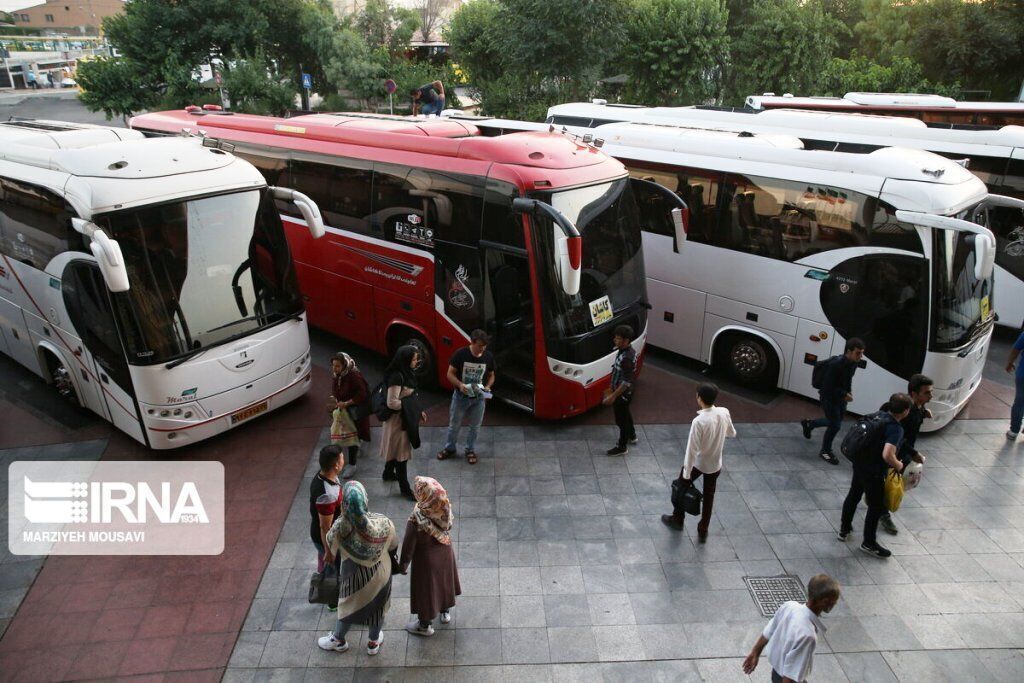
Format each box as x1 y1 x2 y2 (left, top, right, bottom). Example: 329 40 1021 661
671 207 688 253
72 218 130 293
512 198 581 296
270 187 325 239
894 210 996 281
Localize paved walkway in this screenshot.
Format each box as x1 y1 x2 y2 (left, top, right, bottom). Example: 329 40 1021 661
224 419 1024 682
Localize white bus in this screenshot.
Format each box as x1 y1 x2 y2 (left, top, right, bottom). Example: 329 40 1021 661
0 119 325 448
544 100 1024 328
449 113 997 430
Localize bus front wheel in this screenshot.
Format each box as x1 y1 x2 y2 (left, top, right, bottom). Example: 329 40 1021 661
719 334 779 389
45 352 80 406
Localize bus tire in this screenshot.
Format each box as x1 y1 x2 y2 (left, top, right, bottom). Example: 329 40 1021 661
391 331 436 388
44 351 80 407
718 333 779 389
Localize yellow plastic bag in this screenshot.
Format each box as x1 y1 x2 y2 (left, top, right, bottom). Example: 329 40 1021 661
884 469 904 512
330 408 359 448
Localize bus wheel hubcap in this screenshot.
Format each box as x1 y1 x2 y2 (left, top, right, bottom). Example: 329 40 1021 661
731 342 765 377
53 365 76 401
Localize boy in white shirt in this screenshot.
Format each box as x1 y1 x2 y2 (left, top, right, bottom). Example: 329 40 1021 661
661 383 736 541
742 574 841 682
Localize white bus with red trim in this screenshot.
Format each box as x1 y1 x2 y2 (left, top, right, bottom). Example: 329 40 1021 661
449 113 997 430
131 109 685 419
0 119 325 448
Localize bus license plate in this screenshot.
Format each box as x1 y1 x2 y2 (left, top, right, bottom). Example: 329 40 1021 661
980 296 990 320
231 401 268 425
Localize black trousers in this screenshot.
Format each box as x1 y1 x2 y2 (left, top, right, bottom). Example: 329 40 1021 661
840 464 885 545
384 459 413 495
613 393 635 447
672 466 720 534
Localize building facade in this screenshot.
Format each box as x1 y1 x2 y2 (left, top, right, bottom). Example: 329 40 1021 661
7 0 125 36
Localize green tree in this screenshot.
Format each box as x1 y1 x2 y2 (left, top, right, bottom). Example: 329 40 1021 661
223 53 296 115
76 57 159 124
727 0 846 104
443 0 504 83
820 55 958 98
852 0 913 66
618 0 730 106
324 28 388 106
355 0 421 55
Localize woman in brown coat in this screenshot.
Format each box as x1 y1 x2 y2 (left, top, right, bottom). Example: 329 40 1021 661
329 352 371 479
399 476 461 636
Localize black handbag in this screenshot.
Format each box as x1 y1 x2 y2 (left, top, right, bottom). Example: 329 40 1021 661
671 479 703 516
308 564 340 606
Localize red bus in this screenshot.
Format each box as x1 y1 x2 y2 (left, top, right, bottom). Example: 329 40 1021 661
131 109 685 419
746 93 1024 127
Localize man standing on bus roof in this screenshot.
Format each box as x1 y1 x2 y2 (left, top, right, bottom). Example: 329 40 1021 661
604 325 637 456
411 81 445 116
801 338 865 465
438 329 495 466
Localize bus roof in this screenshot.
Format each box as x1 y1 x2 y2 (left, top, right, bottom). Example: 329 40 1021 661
131 109 614 172
745 92 1024 113
0 120 265 216
545 101 1024 154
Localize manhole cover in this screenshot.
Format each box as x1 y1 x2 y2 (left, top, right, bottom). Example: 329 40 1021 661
744 575 806 618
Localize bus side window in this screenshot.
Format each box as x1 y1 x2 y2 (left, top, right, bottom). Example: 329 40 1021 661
0 177 84 268
482 179 524 249
289 159 374 235
62 261 133 392
372 164 423 244
417 170 485 245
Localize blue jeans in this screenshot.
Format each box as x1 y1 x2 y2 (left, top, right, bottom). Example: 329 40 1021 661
809 397 846 454
1012 374 1024 434
444 391 486 452
333 619 381 643
420 97 444 115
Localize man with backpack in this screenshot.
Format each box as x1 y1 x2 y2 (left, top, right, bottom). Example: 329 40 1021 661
801 338 866 465
878 374 932 536
837 393 911 558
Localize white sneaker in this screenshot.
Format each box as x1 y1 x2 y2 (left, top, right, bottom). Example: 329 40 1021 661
317 633 349 652
367 631 385 655
1008 430 1019 441
439 610 451 624
405 618 435 636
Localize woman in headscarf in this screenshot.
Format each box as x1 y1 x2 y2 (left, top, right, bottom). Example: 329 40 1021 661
329 352 371 479
317 481 399 656
399 476 461 637
379 344 426 500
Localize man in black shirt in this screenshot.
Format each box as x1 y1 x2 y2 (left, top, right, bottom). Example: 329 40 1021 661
801 337 865 465
879 374 931 535
438 329 495 465
411 80 445 115
310 445 343 576
838 393 910 558
604 325 638 456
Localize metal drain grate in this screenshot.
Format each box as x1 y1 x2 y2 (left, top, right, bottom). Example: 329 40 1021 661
744 575 807 618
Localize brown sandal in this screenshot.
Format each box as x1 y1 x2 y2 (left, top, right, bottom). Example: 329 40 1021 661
437 449 455 460
465 450 478 465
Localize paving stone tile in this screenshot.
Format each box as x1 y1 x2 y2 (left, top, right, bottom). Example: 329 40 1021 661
259 631 316 668
501 626 550 664
591 625 645 662
453 595 500 629
454 628 503 666
628 592 679 625
586 593 634 626
405 628 455 666
539 564 585 595
535 540 579 566
546 626 598 664
500 595 546 628
457 541 499 568
543 593 591 627
581 564 626 593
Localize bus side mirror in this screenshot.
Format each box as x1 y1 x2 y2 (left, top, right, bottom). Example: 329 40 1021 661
270 187 325 239
972 232 995 280
513 197 581 296
671 207 688 253
72 218 130 292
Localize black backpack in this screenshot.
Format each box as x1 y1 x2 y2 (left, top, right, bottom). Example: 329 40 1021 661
840 411 891 464
369 380 395 423
811 355 839 391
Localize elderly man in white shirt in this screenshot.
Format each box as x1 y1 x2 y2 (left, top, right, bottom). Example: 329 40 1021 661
661 382 736 541
742 574 841 682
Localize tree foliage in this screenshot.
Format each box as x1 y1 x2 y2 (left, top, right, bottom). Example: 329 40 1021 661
821 55 959 98
75 57 158 123
618 0 730 106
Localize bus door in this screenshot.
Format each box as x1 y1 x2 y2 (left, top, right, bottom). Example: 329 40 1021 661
481 243 535 410
61 261 144 442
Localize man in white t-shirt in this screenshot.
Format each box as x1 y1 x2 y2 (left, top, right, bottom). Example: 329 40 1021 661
742 574 841 682
661 383 736 541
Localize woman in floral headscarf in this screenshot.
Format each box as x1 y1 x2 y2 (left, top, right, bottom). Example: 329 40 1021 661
398 476 461 637
317 481 398 656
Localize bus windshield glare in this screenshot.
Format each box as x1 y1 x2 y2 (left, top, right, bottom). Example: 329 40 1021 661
931 223 994 351
97 188 301 364
533 178 645 339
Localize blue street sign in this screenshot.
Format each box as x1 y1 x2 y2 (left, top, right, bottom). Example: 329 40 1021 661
301 73 312 89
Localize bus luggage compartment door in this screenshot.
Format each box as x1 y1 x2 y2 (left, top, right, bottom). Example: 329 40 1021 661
790 319 837 395
644 278 706 359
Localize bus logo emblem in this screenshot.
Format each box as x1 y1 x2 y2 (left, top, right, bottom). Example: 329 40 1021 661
447 264 475 310
407 214 422 225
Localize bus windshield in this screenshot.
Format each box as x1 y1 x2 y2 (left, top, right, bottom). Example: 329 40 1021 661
97 188 301 364
533 178 645 338
931 224 994 351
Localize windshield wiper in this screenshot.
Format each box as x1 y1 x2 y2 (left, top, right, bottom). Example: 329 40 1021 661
203 311 302 336
164 312 302 370
165 345 207 370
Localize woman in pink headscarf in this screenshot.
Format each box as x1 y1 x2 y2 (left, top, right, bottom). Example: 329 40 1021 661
399 476 461 636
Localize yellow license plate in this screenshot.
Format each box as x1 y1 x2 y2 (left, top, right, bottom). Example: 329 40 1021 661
231 400 268 425
980 295 990 319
